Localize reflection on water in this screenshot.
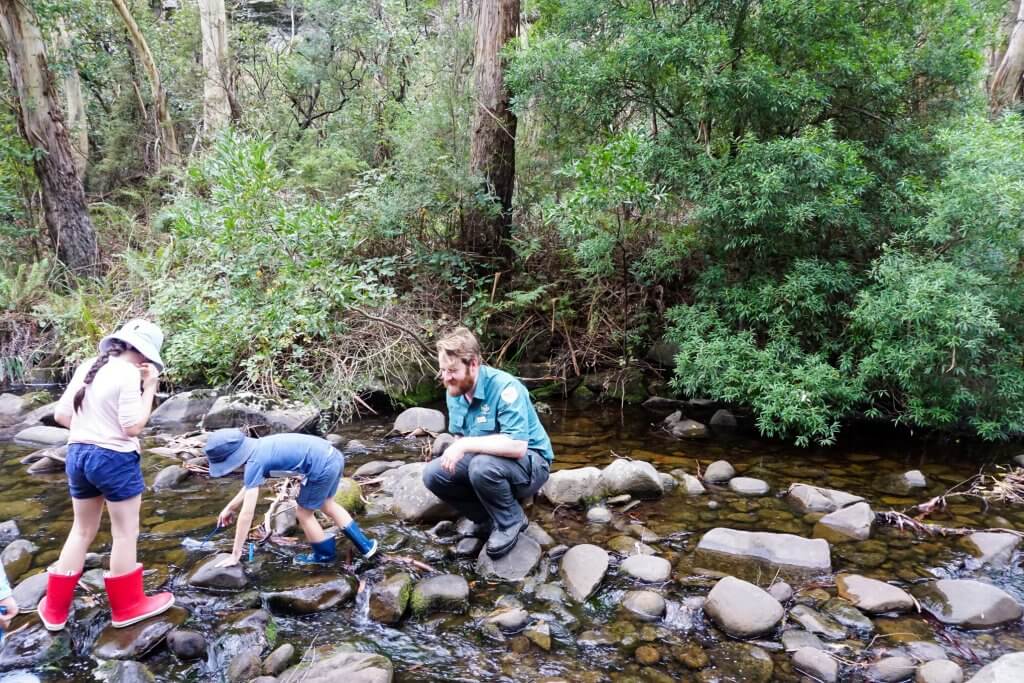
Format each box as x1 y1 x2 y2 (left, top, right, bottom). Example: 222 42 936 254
1 401 1022 681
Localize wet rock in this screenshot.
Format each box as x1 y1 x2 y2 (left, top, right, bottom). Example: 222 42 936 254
18 400 58 427
906 641 948 662
1014 454 1024 468
665 412 709 439
600 459 664 499
13 425 69 448
635 644 661 664
660 472 677 492
167 629 207 659
789 605 846 641
524 621 551 650
228 649 263 682
965 652 1024 682
793 647 838 682
875 470 928 495
410 575 469 616
540 467 603 506
671 470 706 495
280 646 393 682
333 478 364 514
607 535 655 556
620 555 671 583
260 572 357 614
208 609 273 674
524 522 554 548
710 409 737 428
642 396 685 411
786 483 864 513
393 407 445 435
476 535 542 581
202 392 319 434
0 520 19 544
704 576 784 638
152 465 191 490
344 440 369 453
1 539 37 581
263 643 295 676
768 581 793 603
188 554 249 590
963 532 1019 568
782 629 824 651
621 590 666 621
867 656 916 682
695 528 832 575
703 460 735 484
485 607 529 632
0 393 29 417
729 477 769 496
586 506 612 524
912 579 1023 628
673 641 709 669
26 453 65 474
559 544 609 601
353 460 404 478
836 574 914 614
381 463 457 522
821 598 874 633
814 501 874 542
95 661 155 683
627 524 661 543
430 433 456 459
369 572 411 624
0 619 71 670
917 660 963 683
12 571 48 610
454 537 482 557
93 606 188 659
149 390 219 432
707 642 774 683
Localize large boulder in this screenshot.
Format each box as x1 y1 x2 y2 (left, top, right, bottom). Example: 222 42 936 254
559 544 609 602
963 532 1020 568
703 576 784 638
835 574 914 614
966 652 1024 683
393 407 445 435
540 467 603 506
279 647 393 683
912 580 1022 628
696 528 831 577
12 571 48 610
93 607 188 659
786 484 864 513
13 425 68 448
260 572 357 614
599 459 663 499
202 392 318 434
379 463 457 522
188 554 250 591
0 619 72 671
813 502 874 542
149 390 220 432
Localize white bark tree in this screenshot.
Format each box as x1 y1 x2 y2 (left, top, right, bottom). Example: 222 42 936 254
199 0 231 136
990 0 1024 113
56 18 88 177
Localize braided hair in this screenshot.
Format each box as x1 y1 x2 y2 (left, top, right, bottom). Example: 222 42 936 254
73 339 130 413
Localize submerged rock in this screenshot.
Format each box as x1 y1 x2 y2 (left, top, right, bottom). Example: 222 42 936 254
703 576 783 638
874 470 928 495
167 629 207 660
707 642 774 683
540 467 603 506
912 579 1023 628
95 661 155 683
208 609 273 675
621 590 666 622
0 619 71 670
559 544 609 602
786 483 864 513
836 574 914 614
695 528 831 577
260 572 358 614
278 646 393 683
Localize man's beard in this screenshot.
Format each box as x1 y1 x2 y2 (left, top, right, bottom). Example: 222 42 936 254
446 375 474 396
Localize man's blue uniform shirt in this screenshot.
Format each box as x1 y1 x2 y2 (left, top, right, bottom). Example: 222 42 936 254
446 364 554 462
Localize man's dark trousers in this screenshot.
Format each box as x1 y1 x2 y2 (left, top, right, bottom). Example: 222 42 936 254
423 449 550 531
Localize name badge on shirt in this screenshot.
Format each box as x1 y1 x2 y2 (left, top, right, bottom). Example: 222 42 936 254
476 415 488 424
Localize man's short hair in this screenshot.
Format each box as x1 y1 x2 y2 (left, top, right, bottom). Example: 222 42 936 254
437 326 481 364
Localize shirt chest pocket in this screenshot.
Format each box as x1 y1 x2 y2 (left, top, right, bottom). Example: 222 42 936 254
468 412 496 436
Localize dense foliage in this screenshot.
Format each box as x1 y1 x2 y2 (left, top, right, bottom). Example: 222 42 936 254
2 0 1022 443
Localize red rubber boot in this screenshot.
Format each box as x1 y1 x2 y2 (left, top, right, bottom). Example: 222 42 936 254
38 567 82 631
103 564 174 628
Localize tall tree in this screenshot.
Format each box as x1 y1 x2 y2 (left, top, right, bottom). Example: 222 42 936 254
0 0 98 276
110 0 179 166
990 0 1024 112
199 0 231 136
464 0 518 262
56 18 88 177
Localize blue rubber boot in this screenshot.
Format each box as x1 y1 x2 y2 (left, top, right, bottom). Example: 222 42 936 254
342 521 379 559
294 537 337 565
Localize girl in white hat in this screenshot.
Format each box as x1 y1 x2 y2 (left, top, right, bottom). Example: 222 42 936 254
39 319 174 631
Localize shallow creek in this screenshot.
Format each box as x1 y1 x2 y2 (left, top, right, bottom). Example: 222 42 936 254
1 400 1022 682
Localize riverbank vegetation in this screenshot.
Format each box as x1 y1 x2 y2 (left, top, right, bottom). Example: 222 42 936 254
2 0 1023 444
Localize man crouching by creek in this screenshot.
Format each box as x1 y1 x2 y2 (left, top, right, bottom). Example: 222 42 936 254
422 327 554 559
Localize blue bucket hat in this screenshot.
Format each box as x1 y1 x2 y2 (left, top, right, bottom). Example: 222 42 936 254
204 428 257 477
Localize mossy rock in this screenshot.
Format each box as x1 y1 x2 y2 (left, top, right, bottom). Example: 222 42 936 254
333 478 365 514
393 377 444 408
22 391 53 410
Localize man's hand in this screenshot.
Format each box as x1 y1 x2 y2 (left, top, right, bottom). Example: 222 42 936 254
215 553 241 568
217 507 236 528
440 441 466 474
138 363 160 391
0 596 18 629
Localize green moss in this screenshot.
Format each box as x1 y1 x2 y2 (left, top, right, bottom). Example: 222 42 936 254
394 378 444 408
333 478 365 514
22 391 51 409
410 586 428 615
264 615 278 647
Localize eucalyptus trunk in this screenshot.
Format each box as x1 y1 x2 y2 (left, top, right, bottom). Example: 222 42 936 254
990 0 1024 112
57 18 88 177
199 0 231 136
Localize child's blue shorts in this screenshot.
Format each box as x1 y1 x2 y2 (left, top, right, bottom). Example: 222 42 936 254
66 443 146 502
296 454 343 510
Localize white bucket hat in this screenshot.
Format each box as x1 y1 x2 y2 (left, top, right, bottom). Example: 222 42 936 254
99 319 165 372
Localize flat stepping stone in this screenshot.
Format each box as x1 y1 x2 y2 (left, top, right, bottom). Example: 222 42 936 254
559 544 609 602
620 555 671 583
729 477 769 496
836 574 914 613
703 576 783 638
912 579 1023 628
621 590 666 621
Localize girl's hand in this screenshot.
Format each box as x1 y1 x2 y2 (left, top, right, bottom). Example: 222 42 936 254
138 363 160 391
0 596 19 629
217 508 236 528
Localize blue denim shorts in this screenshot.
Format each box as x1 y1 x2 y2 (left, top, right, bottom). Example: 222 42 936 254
66 443 145 502
295 454 343 510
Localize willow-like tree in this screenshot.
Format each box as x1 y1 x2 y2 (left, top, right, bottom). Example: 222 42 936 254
464 0 519 263
0 0 98 276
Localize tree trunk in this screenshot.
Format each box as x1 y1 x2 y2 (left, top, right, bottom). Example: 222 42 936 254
991 0 1024 113
56 19 88 178
0 0 98 277
110 0 179 166
199 0 231 136
464 0 519 263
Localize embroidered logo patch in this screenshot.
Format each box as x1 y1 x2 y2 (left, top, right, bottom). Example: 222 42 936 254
500 386 518 404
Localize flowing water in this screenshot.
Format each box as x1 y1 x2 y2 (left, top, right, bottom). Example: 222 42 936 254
1 400 1022 682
